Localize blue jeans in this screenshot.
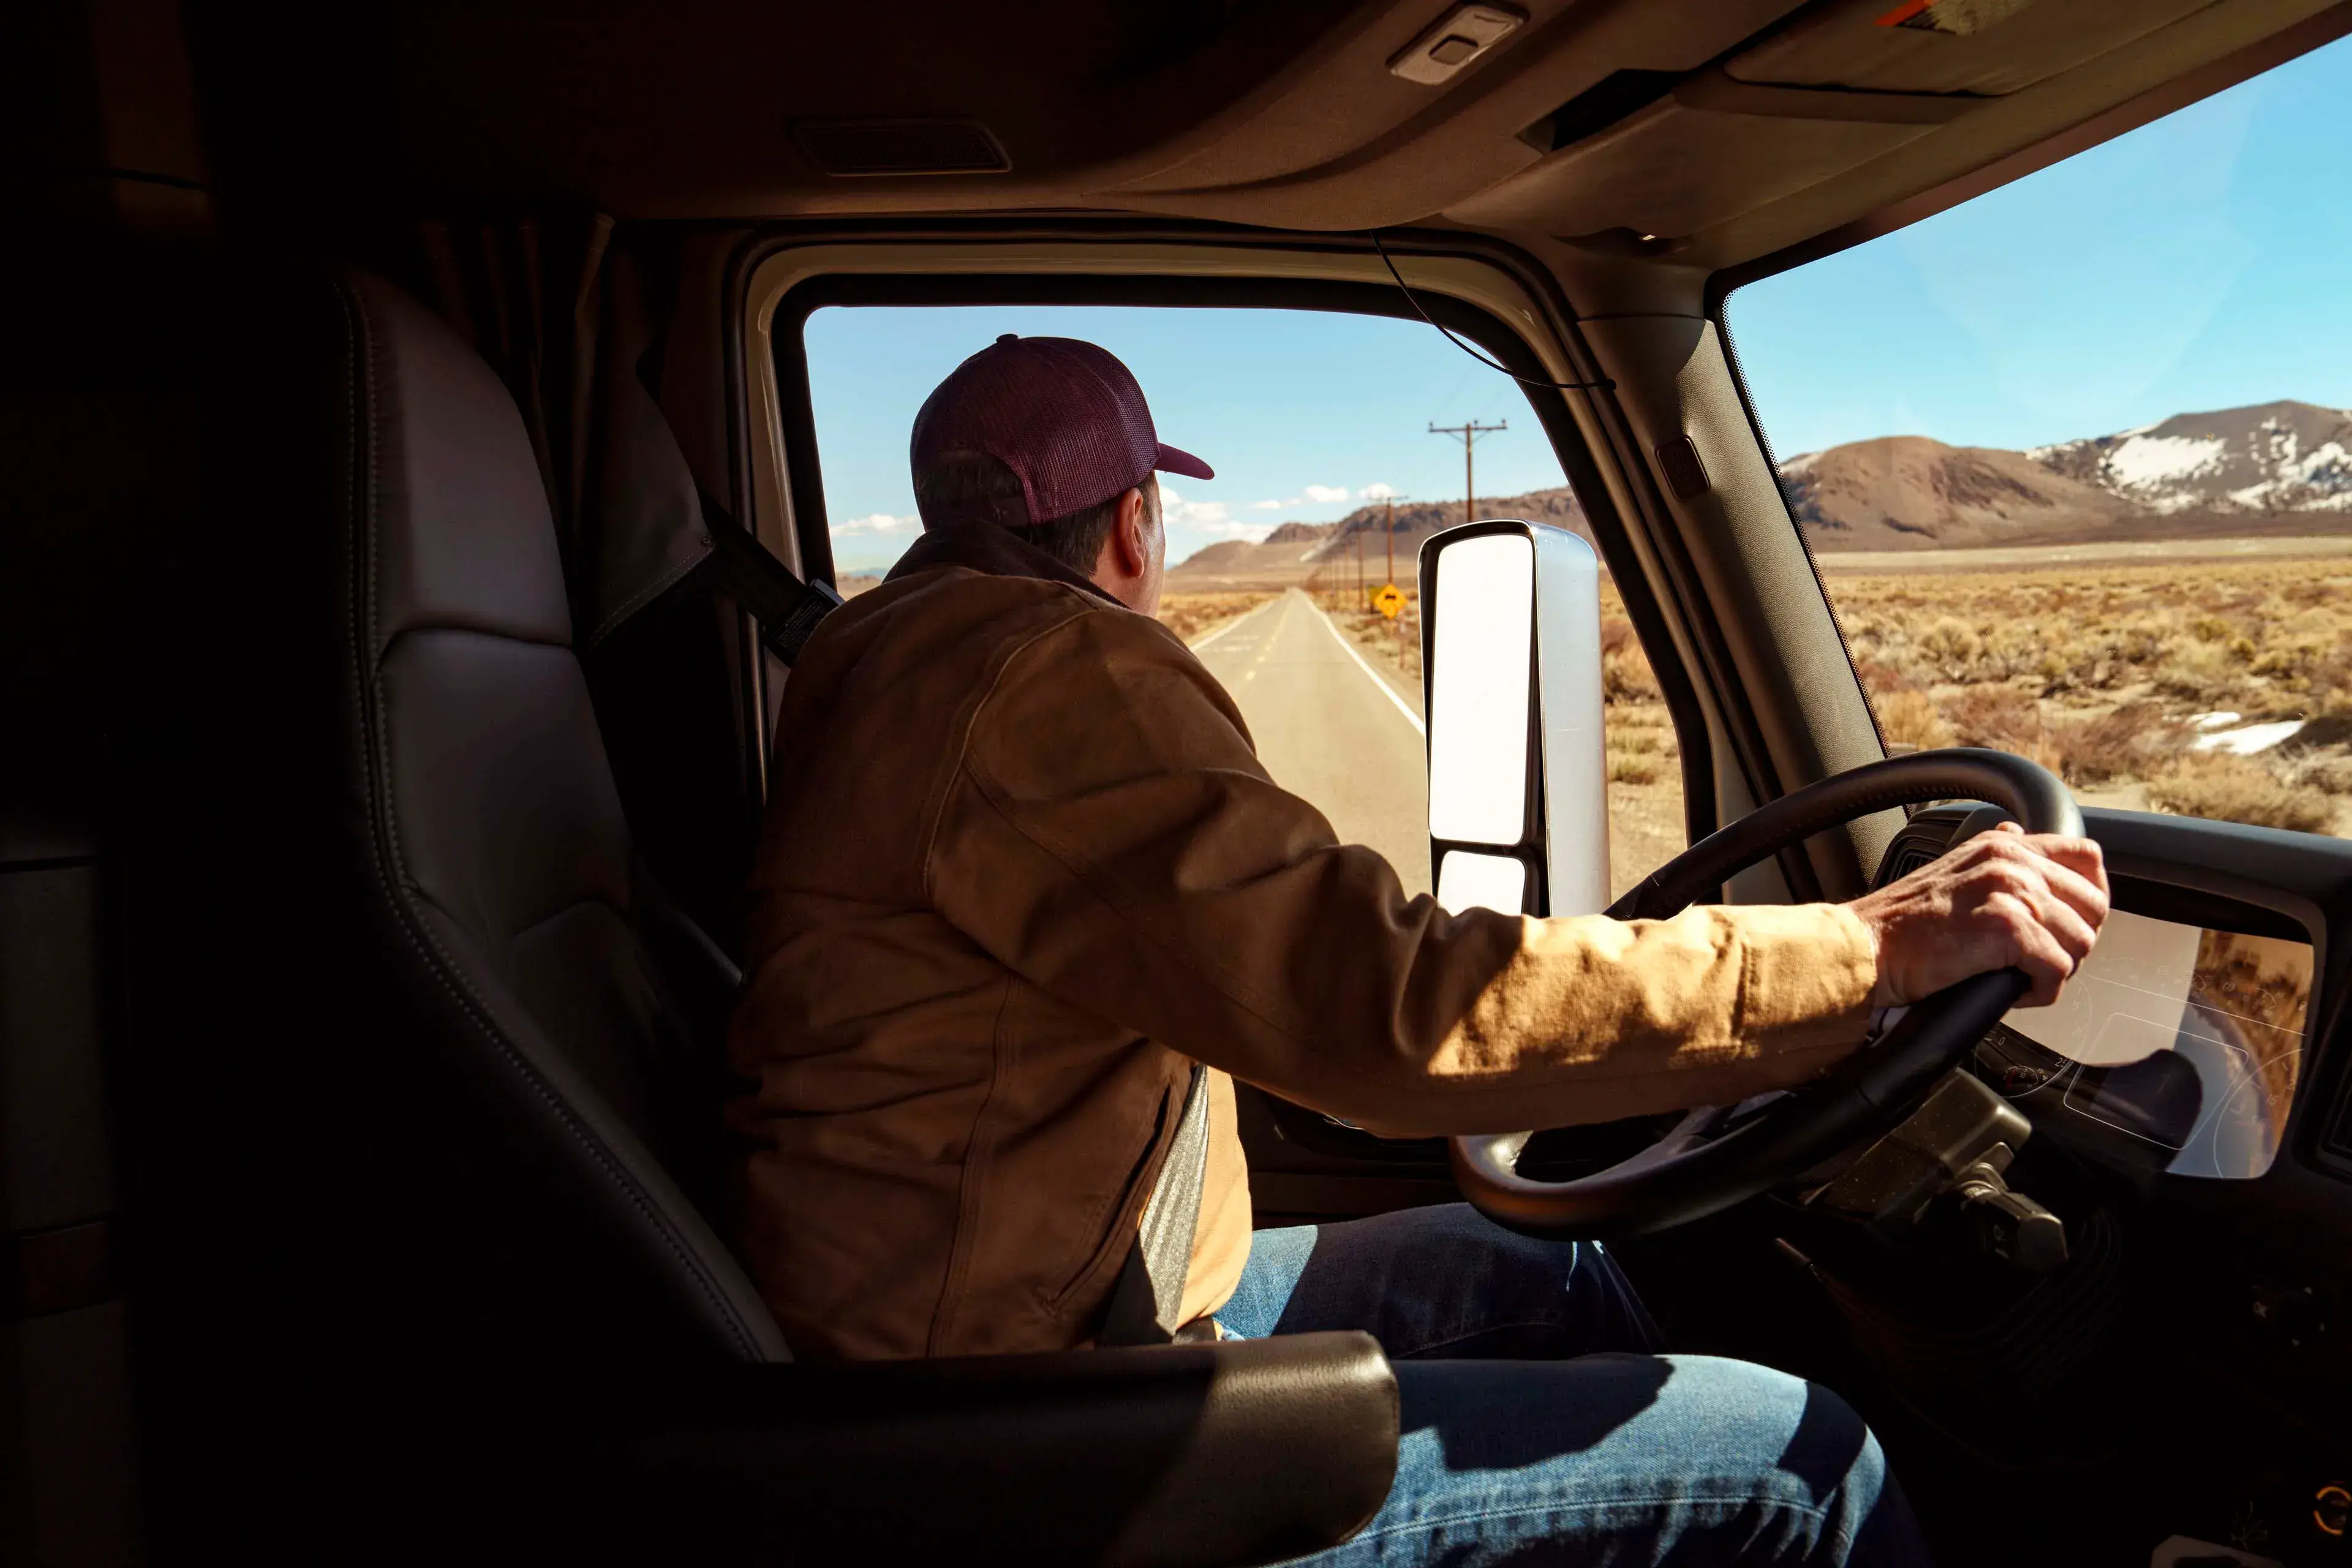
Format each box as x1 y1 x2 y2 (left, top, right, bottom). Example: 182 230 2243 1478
1216 1204 1928 1567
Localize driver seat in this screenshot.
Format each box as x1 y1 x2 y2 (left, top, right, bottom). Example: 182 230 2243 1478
305 268 784 1365
197 263 1396 1563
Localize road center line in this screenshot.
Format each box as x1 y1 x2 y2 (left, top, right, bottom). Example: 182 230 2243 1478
1188 598 1275 652
1304 594 1427 737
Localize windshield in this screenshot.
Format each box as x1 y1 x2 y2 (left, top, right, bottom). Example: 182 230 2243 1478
1726 33 2352 839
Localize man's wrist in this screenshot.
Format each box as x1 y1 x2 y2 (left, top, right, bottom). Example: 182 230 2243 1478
1845 893 1895 1008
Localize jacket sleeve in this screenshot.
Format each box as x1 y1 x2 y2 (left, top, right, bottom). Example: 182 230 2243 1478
923 605 1878 1138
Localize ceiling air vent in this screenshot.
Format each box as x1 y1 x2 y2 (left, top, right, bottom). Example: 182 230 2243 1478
793 119 1010 177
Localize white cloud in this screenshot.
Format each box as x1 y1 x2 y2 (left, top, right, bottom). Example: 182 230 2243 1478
1302 483 1351 504
833 511 920 536
1358 481 1398 501
1159 484 1229 528
1161 484 1270 542
1250 498 1286 510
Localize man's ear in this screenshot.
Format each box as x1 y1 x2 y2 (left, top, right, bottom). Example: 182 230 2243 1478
1112 486 1151 576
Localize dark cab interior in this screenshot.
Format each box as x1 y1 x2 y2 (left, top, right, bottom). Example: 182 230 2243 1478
7 1 2352 1563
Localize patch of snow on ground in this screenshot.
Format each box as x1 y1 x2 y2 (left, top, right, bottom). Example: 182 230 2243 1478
2293 440 2352 482
2105 434 2227 491
2190 712 2242 729
2192 719 2305 755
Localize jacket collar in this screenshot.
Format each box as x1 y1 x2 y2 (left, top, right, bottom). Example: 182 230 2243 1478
884 525 1123 607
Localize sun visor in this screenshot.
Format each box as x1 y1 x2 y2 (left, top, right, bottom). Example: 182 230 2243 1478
1455 93 1937 238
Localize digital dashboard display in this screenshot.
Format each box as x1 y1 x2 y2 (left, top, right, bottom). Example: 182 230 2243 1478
1999 912 2310 1180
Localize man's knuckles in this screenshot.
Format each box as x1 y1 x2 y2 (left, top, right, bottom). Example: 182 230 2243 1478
1976 858 2035 897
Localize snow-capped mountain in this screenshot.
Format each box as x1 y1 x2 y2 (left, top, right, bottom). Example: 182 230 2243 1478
2029 401 2352 517
1778 399 2352 551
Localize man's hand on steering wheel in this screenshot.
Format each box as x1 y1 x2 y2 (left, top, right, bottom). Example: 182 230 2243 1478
1452 749 2120 1239
1849 821 2111 1009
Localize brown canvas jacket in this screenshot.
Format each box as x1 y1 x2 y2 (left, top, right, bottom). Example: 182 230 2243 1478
728 527 1879 1362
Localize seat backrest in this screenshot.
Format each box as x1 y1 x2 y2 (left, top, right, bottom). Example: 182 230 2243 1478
318 266 786 1365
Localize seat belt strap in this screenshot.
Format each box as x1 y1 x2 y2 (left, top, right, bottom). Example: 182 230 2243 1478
696 493 842 666
1097 1062 1213 1347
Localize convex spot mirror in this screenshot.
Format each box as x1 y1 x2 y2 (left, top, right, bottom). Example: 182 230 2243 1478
1420 521 1607 919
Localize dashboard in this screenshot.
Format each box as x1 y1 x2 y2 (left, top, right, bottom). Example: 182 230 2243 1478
1877 804 2350 1190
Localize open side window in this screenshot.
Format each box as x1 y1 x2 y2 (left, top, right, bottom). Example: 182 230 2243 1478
750 261 1709 913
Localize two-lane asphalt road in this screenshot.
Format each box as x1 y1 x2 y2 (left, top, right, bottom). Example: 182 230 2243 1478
1189 589 1431 897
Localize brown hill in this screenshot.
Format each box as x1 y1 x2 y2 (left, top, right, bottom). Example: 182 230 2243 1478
1779 436 2125 551
1789 401 2352 552
1167 524 1340 586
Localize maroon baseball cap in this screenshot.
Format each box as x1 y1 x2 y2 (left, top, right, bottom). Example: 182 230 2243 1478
910 334 1213 530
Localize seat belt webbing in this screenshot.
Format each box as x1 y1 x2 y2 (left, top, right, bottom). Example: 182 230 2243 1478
696 494 843 666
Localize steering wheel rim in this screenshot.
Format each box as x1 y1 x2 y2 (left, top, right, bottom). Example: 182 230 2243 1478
1450 747 2082 1240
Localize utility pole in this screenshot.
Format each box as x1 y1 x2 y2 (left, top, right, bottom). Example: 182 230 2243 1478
1384 493 1405 657
1384 493 1396 593
1429 419 1507 527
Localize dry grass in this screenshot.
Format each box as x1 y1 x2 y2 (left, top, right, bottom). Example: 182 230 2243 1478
2143 753 2336 834
1609 559 2352 845
1314 587 1422 684
1833 560 2352 717
1599 584 1687 895
1825 559 2352 835
1158 590 1276 645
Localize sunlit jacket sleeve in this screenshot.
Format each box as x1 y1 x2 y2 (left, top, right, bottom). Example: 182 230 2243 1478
924 603 1880 1139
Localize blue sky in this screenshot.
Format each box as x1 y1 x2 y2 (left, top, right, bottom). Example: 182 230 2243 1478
1731 30 2352 459
804 31 2352 570
805 305 1568 570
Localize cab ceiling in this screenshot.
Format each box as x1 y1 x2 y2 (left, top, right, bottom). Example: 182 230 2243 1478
190 0 2350 270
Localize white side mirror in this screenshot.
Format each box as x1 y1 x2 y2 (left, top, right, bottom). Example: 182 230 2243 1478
1419 520 1608 918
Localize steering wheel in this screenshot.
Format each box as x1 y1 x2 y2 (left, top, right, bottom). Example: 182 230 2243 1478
1450 747 2082 1240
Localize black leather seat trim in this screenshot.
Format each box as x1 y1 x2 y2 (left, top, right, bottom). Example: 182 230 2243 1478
622 1331 1401 1567
326 270 790 1365
379 619 573 655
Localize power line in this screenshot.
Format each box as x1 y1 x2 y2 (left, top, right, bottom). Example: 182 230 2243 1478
1370 231 1616 393
1430 420 1506 527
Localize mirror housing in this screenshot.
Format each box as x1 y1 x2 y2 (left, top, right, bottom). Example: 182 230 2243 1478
1419 519 1608 918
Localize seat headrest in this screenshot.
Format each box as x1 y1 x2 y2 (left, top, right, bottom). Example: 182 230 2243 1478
344 273 574 657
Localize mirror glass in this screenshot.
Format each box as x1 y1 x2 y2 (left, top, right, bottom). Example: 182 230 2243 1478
1427 533 1534 845
1436 850 1528 916
2000 909 2311 1179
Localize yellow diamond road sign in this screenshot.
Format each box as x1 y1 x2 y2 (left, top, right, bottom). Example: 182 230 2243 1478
1372 583 1405 619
